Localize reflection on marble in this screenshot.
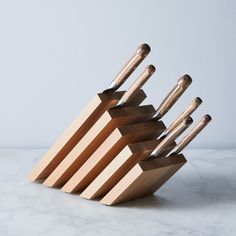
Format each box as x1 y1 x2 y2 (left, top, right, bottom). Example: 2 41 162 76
0 149 235 236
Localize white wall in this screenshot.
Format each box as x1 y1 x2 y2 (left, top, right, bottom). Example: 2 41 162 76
0 0 235 148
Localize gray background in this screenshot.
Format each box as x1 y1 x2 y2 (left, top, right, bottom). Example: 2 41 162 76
0 0 235 149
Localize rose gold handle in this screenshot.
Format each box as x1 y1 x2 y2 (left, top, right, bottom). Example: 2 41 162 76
150 117 193 158
163 97 202 137
153 75 192 120
170 114 212 155
115 65 156 107
104 43 151 92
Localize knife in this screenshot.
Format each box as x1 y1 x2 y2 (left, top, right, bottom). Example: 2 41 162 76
162 97 202 137
104 43 151 93
112 64 156 108
152 75 192 120
149 117 193 158
169 114 212 155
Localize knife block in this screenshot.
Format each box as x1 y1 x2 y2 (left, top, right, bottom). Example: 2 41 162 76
79 138 174 199
62 120 166 193
43 104 156 188
28 90 146 182
100 154 187 205
29 91 187 206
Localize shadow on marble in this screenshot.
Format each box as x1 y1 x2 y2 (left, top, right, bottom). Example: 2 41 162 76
43 170 236 210
114 173 236 209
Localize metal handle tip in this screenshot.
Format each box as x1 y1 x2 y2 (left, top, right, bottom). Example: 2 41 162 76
136 43 151 56
202 114 212 123
185 116 194 125
194 97 203 105
178 74 192 87
146 65 156 75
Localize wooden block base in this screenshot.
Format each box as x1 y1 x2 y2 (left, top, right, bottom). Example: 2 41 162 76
43 104 155 188
80 139 176 200
29 90 146 182
28 90 189 206
100 154 186 205
62 120 165 193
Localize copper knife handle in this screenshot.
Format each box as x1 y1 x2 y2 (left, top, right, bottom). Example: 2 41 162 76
163 97 202 136
104 43 151 92
150 117 193 158
170 114 212 155
153 74 192 120
115 65 156 106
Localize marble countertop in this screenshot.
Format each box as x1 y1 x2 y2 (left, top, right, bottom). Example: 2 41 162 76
0 149 235 236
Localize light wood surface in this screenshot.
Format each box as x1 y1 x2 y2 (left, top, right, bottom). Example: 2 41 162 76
100 154 186 205
28 90 146 182
80 139 176 200
27 42 212 206
62 120 165 193
43 105 156 187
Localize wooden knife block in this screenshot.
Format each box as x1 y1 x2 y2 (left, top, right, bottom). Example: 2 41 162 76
61 120 166 193
100 154 186 205
29 89 146 182
43 104 156 188
29 90 187 206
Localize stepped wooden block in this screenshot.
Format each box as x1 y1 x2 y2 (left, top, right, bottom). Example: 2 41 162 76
28 43 210 207
28 89 146 182
80 139 175 199
43 104 156 188
62 120 166 193
100 154 186 205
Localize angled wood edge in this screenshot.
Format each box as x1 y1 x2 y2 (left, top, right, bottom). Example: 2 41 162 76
28 90 146 182
43 103 155 188
100 154 186 205
62 121 165 193
80 139 176 200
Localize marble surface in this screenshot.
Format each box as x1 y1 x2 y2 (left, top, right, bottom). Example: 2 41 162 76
0 149 235 236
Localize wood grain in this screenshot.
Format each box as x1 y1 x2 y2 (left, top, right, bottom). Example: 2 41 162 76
100 154 186 205
80 140 176 200
43 104 155 187
62 120 165 193
28 90 146 182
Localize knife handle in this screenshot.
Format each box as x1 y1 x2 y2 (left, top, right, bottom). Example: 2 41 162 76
149 117 193 158
170 114 212 155
153 74 192 120
116 65 156 106
163 97 202 137
104 44 151 92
